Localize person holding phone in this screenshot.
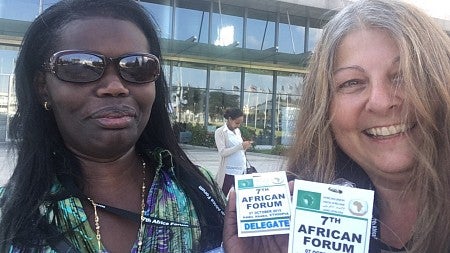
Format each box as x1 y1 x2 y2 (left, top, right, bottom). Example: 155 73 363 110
215 108 253 195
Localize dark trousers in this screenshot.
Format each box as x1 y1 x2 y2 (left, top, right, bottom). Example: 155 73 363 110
222 174 235 195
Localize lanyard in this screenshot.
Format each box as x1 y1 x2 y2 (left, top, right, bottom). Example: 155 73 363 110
89 185 225 228
58 173 225 228
90 201 200 228
198 184 225 217
331 177 405 253
369 185 406 253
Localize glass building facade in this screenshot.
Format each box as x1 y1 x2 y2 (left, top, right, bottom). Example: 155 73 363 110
0 0 449 145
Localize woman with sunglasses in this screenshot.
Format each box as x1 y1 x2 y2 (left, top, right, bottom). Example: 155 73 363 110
223 0 450 252
0 0 225 252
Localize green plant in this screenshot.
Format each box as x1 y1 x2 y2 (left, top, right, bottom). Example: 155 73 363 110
186 123 216 147
239 126 256 141
270 145 288 155
178 123 257 149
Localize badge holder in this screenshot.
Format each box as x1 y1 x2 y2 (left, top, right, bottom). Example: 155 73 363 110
288 180 374 253
234 171 291 237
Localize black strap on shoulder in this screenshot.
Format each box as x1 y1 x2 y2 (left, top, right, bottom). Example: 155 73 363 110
58 174 141 222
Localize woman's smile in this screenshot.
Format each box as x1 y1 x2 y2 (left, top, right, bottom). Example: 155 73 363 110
363 123 416 139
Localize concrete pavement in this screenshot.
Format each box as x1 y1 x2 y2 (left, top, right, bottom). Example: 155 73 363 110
0 143 287 186
0 143 14 186
180 144 287 176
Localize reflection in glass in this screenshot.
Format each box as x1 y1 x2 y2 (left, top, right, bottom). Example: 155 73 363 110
1 0 39 21
246 9 276 50
243 69 273 145
278 13 306 54
211 3 243 47
170 62 207 125
276 72 303 145
141 1 172 39
209 65 241 124
308 27 323 52
175 0 210 43
0 49 18 141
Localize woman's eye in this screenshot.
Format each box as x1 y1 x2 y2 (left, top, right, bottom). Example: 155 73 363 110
336 79 365 93
341 80 360 87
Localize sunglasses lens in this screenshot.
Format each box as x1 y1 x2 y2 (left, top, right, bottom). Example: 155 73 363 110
50 51 160 84
119 55 160 83
54 53 104 83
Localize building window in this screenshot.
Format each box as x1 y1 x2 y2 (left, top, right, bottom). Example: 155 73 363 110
209 65 241 124
308 27 323 52
0 48 18 141
170 61 207 125
142 0 173 39
243 69 273 144
278 13 306 54
246 8 276 50
277 71 303 145
211 2 243 47
174 0 210 43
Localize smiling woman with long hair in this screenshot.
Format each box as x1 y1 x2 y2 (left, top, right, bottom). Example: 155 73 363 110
286 0 450 252
221 1 450 253
0 0 225 252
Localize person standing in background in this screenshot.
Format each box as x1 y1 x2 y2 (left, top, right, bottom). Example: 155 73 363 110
215 108 253 195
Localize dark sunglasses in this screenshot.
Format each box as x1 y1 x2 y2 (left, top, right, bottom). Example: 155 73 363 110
44 50 160 84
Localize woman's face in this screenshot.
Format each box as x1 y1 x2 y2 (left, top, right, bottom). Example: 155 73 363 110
330 28 418 185
41 17 156 160
227 116 244 131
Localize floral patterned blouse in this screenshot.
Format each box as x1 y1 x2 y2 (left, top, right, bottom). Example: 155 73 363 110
5 148 224 253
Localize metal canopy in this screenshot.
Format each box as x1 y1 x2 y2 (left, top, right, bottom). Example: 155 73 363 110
161 38 311 70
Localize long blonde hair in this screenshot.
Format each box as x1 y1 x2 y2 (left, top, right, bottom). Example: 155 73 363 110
288 0 450 251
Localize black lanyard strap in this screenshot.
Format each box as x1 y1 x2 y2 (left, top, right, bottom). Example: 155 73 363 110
57 167 224 228
198 185 225 216
91 201 199 228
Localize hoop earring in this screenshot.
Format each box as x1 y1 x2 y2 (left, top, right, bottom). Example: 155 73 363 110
44 101 51 111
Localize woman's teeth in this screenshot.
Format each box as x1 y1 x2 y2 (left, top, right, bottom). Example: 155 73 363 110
365 124 411 137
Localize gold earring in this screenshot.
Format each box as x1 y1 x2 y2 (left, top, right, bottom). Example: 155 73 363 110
44 101 50 111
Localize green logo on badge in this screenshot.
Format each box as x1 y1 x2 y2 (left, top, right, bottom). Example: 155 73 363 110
238 179 254 189
297 190 321 210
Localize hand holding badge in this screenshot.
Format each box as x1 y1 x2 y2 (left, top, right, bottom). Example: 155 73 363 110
234 172 374 253
234 171 291 236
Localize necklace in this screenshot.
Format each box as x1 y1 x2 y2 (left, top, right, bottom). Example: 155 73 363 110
87 158 147 253
137 159 147 253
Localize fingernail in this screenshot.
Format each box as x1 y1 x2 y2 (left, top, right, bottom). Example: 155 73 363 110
226 186 235 200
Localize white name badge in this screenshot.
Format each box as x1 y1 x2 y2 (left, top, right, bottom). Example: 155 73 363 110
235 171 291 237
288 180 374 253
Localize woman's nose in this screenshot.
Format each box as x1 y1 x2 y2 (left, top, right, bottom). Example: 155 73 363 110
365 78 402 114
96 66 130 97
